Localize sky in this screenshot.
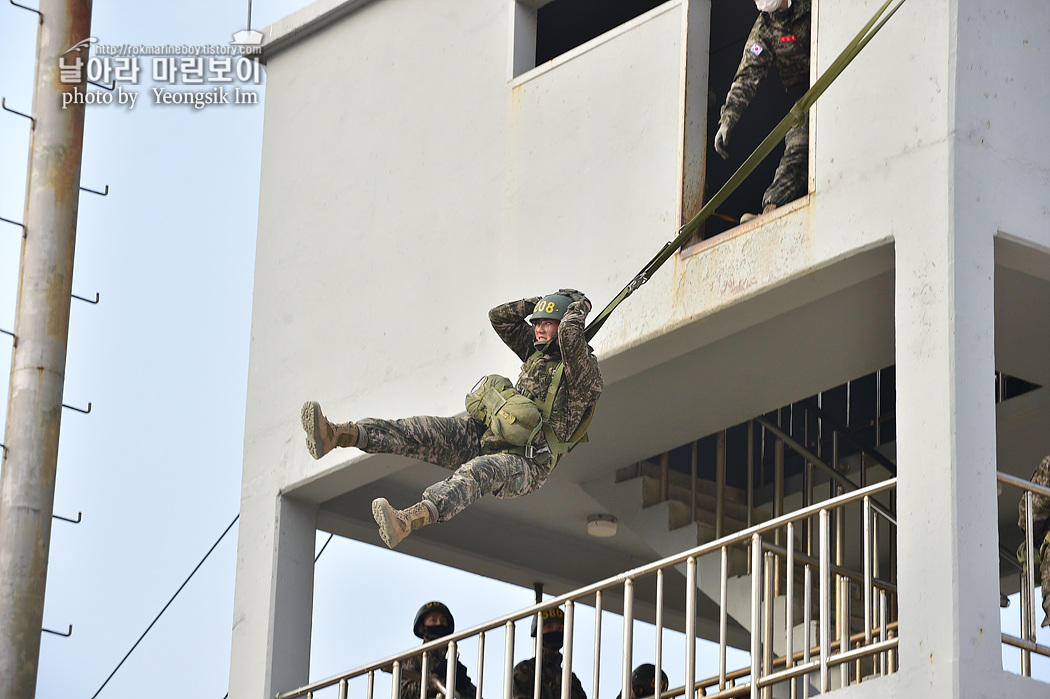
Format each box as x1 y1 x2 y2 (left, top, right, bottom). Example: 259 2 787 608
0 2 1047 698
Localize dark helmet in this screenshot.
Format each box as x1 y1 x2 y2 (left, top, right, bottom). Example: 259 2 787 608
530 295 573 323
529 606 565 637
413 601 455 640
631 664 669 697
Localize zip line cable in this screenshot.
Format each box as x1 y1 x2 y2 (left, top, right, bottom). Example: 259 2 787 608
90 514 240 699
584 0 909 342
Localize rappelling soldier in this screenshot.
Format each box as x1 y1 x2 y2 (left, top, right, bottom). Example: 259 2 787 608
300 290 602 549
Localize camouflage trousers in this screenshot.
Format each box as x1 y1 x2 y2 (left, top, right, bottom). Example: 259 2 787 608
762 114 809 209
357 415 550 523
1019 454 1050 621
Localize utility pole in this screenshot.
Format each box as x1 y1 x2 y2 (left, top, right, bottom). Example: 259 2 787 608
0 1 93 697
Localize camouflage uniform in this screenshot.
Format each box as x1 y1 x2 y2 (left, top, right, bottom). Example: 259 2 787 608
719 0 811 209
399 652 477 699
511 651 587 699
1018 454 1050 624
358 295 602 522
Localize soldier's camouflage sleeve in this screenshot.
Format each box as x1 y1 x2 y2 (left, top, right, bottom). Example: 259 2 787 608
490 297 544 362
399 655 424 699
511 659 537 699
548 299 602 444
1020 454 1050 537
719 18 773 131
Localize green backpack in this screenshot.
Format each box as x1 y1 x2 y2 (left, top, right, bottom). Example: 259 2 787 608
465 375 543 447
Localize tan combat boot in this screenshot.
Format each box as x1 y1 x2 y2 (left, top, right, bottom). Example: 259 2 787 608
372 498 435 549
739 203 778 224
301 401 358 459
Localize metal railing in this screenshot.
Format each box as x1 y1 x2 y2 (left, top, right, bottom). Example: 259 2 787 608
277 479 898 699
998 471 1050 675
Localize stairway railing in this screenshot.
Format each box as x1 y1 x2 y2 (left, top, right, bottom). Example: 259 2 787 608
277 480 898 699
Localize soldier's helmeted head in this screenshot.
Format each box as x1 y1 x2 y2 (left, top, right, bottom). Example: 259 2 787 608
530 295 572 349
530 607 566 650
630 664 669 699
414 601 455 642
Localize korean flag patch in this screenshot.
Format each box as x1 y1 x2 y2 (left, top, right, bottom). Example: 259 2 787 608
749 43 763 57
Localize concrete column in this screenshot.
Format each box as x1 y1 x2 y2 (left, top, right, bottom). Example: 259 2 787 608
229 494 317 699
892 171 1001 694
0 2 91 697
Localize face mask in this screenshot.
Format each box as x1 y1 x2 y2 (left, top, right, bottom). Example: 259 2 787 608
423 624 452 641
755 0 788 12
542 631 564 650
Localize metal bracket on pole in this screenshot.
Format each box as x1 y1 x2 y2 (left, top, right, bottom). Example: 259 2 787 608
72 291 99 304
1 97 35 127
52 511 82 524
86 79 114 91
42 625 73 637
61 401 91 414
1 215 26 237
9 0 43 23
0 328 15 347
79 184 109 197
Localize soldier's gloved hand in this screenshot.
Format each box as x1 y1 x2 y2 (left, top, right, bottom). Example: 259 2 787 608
556 288 586 303
714 123 731 160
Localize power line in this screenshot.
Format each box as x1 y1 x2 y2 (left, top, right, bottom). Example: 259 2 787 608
91 514 240 699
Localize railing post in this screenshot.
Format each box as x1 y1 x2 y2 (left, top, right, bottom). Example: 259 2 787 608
1023 490 1035 675
622 583 634 699
719 546 728 693
819 510 830 694
562 601 575 699
785 522 795 699
803 565 812 699
476 631 486 699
751 535 762 699
762 551 775 699
419 652 429 699
532 611 543 699
446 641 458 699
391 661 402 699
863 496 873 658
655 570 664 699
839 577 849 688
504 621 516 699
592 592 602 699
686 556 697 699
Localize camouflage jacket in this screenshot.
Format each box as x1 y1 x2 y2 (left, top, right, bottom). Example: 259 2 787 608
719 0 811 131
486 296 603 453
1019 454 1050 538
511 652 588 699
399 651 477 699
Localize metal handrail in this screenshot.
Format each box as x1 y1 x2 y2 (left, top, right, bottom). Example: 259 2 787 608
277 479 897 699
997 470 1050 677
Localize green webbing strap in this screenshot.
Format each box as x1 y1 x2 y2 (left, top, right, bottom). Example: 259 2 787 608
584 0 909 343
